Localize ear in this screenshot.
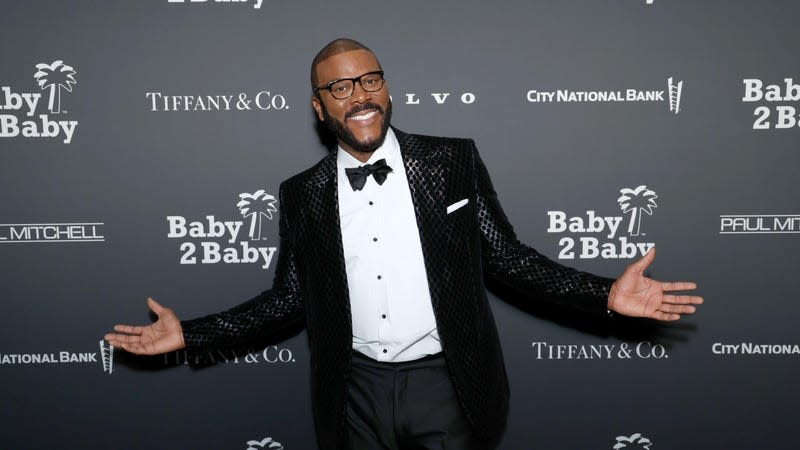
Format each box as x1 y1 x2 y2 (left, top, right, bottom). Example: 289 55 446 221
311 95 325 122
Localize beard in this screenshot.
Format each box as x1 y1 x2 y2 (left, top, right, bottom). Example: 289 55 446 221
322 100 392 154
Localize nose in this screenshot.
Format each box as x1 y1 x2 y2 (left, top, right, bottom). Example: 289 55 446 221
349 80 369 103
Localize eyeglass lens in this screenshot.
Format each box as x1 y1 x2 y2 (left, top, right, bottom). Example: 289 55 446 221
329 73 384 99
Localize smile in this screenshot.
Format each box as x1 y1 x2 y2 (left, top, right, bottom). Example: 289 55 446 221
347 109 379 122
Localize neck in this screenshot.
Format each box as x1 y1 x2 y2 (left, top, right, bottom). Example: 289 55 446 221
340 143 374 163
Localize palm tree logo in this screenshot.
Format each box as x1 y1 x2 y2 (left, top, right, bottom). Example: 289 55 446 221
33 60 77 114
245 437 283 450
617 185 658 237
237 190 278 241
613 433 653 449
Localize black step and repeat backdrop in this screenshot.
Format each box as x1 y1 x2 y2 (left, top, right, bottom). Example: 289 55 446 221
2 1 798 449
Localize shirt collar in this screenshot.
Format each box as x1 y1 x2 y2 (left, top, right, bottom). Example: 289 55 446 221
336 127 399 170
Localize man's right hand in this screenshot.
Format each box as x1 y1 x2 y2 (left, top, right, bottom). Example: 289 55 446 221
104 297 186 355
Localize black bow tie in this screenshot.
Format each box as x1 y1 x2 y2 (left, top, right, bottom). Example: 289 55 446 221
344 158 393 191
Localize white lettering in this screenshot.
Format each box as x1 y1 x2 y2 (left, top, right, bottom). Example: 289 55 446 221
431 93 450 104
167 216 187 238
775 105 797 129
742 79 763 102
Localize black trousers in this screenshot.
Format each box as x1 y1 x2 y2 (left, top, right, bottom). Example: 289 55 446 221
344 350 493 450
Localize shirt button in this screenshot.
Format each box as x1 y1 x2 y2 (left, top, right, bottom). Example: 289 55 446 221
369 201 374 206
373 237 378 242
377 275 382 280
382 349 388 354
381 314 386 319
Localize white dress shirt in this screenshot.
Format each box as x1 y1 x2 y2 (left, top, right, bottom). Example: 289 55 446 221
337 128 442 362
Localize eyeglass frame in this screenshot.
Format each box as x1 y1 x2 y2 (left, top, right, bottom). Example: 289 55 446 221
313 70 386 99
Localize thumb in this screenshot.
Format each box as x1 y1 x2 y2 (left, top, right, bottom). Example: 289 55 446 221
630 246 656 273
147 297 165 316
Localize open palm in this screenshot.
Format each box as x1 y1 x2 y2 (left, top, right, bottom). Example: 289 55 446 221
104 297 185 355
608 248 703 321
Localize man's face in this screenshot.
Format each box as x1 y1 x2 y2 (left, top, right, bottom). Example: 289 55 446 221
312 49 392 156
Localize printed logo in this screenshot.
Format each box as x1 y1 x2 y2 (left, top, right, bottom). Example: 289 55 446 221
719 214 800 234
743 78 800 130
238 190 278 240
0 222 105 243
526 77 683 115
163 345 296 366
99 340 114 374
618 186 658 236
667 77 682 114
0 341 115 375
246 437 284 450
547 185 657 260
166 190 278 269
0 60 79 143
168 0 265 9
1 341 294 374
35 61 77 114
145 91 288 111
532 341 668 360
614 433 653 449
712 342 800 356
401 92 477 105
1 349 103 367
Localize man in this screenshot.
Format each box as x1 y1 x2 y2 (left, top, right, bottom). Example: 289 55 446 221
105 38 703 450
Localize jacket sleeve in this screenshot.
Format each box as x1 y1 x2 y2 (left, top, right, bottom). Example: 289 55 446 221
471 141 615 317
180 181 304 353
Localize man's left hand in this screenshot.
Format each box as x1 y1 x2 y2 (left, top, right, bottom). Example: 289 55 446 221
607 247 703 321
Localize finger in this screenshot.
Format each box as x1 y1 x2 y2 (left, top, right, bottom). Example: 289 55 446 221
629 247 656 273
105 339 124 349
651 310 680 321
658 303 696 314
104 333 142 344
113 324 143 335
661 281 697 292
147 297 164 315
663 294 704 305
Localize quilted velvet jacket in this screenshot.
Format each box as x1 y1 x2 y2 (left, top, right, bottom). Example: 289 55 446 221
181 128 614 449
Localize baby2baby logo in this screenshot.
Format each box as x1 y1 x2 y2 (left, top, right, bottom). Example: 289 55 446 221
547 185 657 260
167 190 278 269
1 60 78 144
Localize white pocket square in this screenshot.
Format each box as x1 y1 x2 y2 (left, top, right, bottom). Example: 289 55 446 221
446 198 469 214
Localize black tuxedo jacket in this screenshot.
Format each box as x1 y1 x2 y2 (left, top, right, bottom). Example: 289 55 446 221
181 129 614 449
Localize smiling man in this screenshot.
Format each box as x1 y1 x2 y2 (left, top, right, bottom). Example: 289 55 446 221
106 38 703 450
311 42 392 159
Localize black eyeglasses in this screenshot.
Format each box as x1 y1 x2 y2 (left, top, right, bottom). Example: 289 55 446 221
314 70 385 100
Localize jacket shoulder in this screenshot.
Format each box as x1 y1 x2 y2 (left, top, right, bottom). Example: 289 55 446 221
279 153 335 193
395 129 477 163
401 130 475 149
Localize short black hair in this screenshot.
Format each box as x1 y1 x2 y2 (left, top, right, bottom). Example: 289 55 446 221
310 38 379 89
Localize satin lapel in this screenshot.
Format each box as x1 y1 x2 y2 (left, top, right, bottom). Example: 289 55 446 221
396 129 448 313
306 152 351 315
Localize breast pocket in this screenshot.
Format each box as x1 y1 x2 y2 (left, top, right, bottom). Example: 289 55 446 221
446 198 469 215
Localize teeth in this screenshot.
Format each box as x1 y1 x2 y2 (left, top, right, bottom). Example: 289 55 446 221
350 110 377 121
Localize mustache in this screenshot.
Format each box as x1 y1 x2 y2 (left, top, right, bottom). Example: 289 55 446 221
346 102 383 119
